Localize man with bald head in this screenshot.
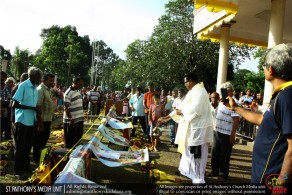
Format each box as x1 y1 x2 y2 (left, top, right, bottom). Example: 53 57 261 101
12 67 42 180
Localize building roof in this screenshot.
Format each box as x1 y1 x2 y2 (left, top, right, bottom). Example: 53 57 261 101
193 0 292 47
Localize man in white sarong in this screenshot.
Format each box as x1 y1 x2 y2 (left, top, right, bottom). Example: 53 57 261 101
175 72 213 184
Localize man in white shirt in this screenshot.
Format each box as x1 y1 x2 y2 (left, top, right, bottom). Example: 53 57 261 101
172 88 185 110
176 72 213 184
127 87 136 116
165 89 178 145
210 92 220 128
208 82 240 181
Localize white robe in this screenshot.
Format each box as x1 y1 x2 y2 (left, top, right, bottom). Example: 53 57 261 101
179 143 208 183
175 83 214 183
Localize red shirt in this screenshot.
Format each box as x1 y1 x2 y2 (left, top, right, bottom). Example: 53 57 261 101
143 91 159 113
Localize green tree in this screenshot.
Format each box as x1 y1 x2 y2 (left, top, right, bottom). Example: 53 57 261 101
123 39 149 87
0 45 12 62
91 40 120 89
110 59 128 90
9 47 32 79
254 47 267 73
231 69 251 91
0 45 13 76
231 47 266 93
35 25 92 86
121 0 254 91
245 71 265 93
243 47 266 93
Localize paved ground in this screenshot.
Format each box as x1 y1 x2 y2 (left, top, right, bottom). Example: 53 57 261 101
153 129 253 184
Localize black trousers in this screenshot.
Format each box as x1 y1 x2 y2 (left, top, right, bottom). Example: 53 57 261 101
64 121 84 149
14 122 34 174
33 122 51 161
97 102 101 116
1 110 12 140
132 116 147 136
144 114 150 139
211 131 233 178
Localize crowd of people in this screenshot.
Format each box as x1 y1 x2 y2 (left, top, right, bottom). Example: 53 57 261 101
0 43 291 192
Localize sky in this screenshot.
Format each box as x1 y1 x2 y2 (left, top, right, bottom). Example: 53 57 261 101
0 0 258 72
239 58 259 72
0 0 168 59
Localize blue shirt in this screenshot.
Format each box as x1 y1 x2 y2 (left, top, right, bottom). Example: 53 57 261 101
241 95 253 104
252 85 292 184
129 93 145 117
13 79 38 126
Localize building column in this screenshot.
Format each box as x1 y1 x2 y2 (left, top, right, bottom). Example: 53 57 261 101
216 24 231 93
263 0 286 105
1 60 8 72
54 74 58 86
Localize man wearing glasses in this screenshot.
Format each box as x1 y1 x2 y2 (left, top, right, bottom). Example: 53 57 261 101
226 43 292 193
175 72 213 184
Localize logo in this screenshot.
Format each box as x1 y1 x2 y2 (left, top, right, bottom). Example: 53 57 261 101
266 174 288 194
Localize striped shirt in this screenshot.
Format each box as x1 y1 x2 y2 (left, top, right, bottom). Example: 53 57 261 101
63 87 84 123
87 89 100 103
215 101 240 135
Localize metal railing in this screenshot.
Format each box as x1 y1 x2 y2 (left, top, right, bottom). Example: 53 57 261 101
237 108 259 141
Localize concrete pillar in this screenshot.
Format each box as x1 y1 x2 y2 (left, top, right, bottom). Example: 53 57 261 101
54 74 58 86
216 24 231 93
263 0 286 106
1 60 8 72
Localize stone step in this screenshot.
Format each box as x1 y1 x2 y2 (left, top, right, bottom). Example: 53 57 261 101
235 137 254 151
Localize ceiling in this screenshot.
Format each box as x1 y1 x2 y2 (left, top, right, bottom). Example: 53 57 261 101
193 0 292 46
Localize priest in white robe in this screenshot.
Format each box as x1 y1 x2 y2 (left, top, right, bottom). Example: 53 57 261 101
175 72 213 184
